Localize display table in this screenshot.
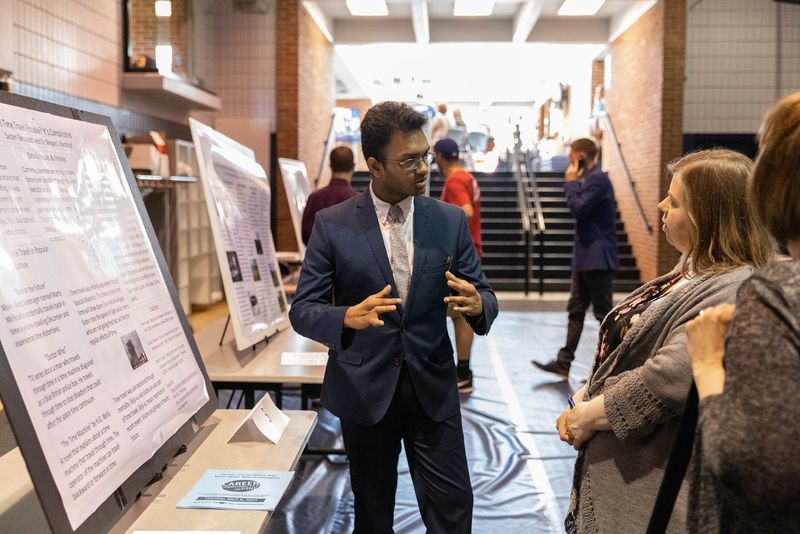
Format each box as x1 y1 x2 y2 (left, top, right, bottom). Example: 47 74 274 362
0 409 317 533
198 317 326 409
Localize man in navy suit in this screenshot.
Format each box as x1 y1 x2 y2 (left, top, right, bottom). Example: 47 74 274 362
290 101 497 533
532 137 619 379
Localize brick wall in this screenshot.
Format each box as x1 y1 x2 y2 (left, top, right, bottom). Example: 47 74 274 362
602 0 685 281
129 0 189 78
336 98 373 172
276 1 334 251
590 60 604 109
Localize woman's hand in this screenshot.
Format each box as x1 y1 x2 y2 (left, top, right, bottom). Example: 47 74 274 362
557 407 572 445
686 303 735 399
565 402 599 450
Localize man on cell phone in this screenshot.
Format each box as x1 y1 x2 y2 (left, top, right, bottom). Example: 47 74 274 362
531 137 619 379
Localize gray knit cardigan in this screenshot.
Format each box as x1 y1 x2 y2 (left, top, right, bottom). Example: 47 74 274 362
567 265 753 534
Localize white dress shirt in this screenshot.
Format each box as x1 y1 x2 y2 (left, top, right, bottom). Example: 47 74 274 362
369 182 415 277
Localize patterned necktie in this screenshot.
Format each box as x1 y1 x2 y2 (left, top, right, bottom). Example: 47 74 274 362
387 204 411 305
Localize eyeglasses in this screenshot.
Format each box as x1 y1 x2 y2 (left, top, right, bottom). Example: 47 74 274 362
379 152 433 172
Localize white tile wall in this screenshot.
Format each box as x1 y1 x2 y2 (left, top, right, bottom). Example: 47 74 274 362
200 1 277 124
684 0 800 133
11 0 120 106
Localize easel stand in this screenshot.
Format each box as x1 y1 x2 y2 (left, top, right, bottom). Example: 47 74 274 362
218 314 276 350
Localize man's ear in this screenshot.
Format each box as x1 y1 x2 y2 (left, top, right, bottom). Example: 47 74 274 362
366 157 382 178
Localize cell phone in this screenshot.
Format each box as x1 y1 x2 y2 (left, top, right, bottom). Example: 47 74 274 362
446 255 459 296
577 158 586 171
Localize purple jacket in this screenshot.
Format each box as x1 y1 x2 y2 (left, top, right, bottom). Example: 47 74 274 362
564 165 619 273
301 178 359 245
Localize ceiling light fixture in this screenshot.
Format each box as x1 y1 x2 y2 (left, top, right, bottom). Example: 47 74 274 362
345 0 388 16
454 0 495 17
557 0 605 16
154 0 172 17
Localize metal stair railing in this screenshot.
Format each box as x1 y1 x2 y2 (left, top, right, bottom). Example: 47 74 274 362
511 126 545 295
521 152 546 296
600 112 654 235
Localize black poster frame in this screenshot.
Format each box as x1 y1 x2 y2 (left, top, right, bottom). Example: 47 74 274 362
0 91 218 534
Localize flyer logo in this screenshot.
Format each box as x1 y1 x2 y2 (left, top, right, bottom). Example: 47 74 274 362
221 479 261 492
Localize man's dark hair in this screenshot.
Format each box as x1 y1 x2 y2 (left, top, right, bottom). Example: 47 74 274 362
360 101 427 161
570 137 599 160
329 146 355 173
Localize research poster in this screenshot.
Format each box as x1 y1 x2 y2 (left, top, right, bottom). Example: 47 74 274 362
189 119 288 351
0 102 210 529
277 157 312 256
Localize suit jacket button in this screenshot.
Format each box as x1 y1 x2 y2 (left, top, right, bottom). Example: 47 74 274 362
393 357 401 366
400 324 407 332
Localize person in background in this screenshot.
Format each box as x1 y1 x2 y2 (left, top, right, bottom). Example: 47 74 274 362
434 137 482 393
532 137 618 379
453 108 467 129
301 146 359 245
685 92 800 533
556 149 774 533
430 102 451 145
290 101 498 533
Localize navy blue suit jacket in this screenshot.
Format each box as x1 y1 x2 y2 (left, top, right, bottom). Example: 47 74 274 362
289 190 498 425
564 165 620 273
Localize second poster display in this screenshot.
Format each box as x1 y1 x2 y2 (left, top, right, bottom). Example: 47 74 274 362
189 120 288 351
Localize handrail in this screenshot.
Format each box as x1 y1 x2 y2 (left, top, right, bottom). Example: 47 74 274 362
521 153 546 296
600 112 654 235
510 142 533 295
523 153 546 235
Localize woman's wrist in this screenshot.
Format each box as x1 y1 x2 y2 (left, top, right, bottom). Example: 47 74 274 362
693 364 726 400
583 396 611 431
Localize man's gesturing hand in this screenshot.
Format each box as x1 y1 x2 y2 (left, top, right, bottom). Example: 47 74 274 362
443 271 483 317
343 285 401 330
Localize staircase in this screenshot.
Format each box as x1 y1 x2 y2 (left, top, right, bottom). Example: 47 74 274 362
350 171 642 293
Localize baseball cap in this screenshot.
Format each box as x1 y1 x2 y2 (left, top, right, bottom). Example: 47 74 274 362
433 138 459 159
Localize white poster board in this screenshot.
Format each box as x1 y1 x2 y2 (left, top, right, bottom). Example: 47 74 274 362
0 99 212 531
189 119 289 351
277 157 312 255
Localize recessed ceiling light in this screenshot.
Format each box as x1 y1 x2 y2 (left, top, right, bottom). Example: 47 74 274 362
346 0 388 16
557 0 605 16
454 0 495 17
154 0 172 17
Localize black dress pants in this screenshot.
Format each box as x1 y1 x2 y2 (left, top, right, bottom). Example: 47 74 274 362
556 270 614 367
340 364 473 534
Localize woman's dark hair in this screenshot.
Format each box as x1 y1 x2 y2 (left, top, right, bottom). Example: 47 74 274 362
360 101 427 161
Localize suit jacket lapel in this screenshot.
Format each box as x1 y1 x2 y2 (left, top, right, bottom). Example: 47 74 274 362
355 191 396 292
405 197 431 311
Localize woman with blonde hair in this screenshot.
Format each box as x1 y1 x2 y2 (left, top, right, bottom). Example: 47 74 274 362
686 92 800 532
556 148 774 533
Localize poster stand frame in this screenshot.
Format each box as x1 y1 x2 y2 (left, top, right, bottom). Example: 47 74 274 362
0 91 218 534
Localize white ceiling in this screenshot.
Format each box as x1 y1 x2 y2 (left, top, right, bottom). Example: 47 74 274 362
307 0 655 42
304 0 657 102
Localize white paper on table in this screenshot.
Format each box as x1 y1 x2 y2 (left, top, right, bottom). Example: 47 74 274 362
228 393 290 444
133 531 240 534
280 352 328 366
176 469 294 511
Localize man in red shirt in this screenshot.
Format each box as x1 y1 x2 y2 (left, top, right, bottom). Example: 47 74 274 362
434 138 482 393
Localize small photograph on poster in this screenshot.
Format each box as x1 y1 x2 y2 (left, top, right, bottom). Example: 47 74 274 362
255 233 264 255
251 259 262 281
270 267 280 287
227 251 243 282
121 331 148 370
277 294 287 313
249 294 261 316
